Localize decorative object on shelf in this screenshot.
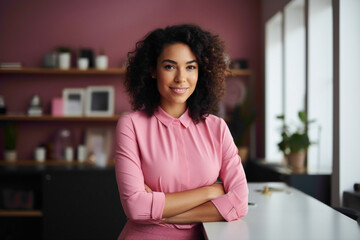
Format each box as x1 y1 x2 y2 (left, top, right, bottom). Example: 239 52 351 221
4 123 17 162
34 146 46 163
51 98 63 116
62 88 85 116
77 58 89 70
43 52 57 68
85 128 112 166
77 144 87 163
277 111 316 173
65 146 74 162
57 47 72 70
27 94 43 116
95 49 109 70
85 86 114 116
225 79 256 163
230 59 248 70
54 129 73 161
79 48 95 68
0 95 7 114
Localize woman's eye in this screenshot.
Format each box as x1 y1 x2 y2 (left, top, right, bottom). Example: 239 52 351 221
187 65 197 70
164 65 175 70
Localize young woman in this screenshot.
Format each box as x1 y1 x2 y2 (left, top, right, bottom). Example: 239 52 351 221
115 24 248 240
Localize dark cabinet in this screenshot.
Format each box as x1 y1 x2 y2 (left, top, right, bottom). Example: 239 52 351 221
0 165 127 240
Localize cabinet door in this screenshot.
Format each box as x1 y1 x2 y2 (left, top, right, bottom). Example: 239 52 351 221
43 168 126 240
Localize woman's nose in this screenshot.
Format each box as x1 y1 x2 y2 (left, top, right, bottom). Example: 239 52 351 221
175 69 186 83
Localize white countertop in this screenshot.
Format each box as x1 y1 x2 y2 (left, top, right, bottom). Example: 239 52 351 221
203 182 360 240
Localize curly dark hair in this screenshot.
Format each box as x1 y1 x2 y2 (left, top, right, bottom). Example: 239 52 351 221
125 24 228 123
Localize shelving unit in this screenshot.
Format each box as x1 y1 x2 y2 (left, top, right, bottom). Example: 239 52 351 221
0 210 43 217
0 67 251 76
0 160 114 167
0 67 124 239
0 115 122 122
0 67 126 75
230 69 252 76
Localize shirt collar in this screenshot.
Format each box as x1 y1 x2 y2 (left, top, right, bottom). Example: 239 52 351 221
154 106 192 128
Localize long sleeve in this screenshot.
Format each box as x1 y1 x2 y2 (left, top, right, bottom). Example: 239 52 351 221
211 119 249 222
115 114 165 222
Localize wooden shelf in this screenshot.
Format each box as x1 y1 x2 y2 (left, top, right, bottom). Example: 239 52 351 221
0 67 126 75
0 67 250 76
0 160 115 167
0 209 43 217
0 114 122 121
229 69 252 76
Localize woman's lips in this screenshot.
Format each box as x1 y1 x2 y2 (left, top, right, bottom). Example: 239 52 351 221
170 87 188 95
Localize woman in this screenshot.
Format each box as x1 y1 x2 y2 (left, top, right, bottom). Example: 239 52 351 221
115 24 248 240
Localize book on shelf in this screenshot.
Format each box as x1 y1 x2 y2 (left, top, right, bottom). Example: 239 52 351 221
0 62 23 69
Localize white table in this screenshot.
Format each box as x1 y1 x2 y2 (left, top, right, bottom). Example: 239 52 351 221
203 182 360 240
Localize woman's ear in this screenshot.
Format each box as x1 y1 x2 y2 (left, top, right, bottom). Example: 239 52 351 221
150 67 157 79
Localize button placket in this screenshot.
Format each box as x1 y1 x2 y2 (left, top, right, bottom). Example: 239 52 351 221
173 123 189 190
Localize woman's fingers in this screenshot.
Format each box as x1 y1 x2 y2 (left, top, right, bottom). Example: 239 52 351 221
144 184 153 193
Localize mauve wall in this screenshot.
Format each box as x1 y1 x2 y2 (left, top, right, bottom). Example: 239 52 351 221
0 0 262 159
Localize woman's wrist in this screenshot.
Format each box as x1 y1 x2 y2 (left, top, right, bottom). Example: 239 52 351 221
206 183 225 200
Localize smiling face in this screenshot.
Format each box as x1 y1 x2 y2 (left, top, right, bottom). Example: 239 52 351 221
154 42 199 118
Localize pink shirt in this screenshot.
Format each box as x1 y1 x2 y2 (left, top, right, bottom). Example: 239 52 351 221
115 106 248 230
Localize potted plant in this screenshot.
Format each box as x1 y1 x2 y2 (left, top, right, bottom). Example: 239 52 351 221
277 111 315 173
4 123 17 162
95 48 109 70
57 46 72 70
227 88 257 163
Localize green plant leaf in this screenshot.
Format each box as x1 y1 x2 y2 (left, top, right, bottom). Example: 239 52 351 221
277 111 315 154
298 111 307 123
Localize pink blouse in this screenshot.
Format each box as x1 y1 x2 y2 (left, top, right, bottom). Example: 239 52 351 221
115 106 248 230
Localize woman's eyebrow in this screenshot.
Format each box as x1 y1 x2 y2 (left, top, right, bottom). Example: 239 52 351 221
186 60 197 64
161 59 197 64
162 59 177 64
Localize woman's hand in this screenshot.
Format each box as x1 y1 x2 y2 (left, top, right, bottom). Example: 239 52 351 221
208 182 225 199
144 184 152 193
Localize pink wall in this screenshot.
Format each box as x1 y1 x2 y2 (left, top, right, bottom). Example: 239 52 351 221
0 0 262 159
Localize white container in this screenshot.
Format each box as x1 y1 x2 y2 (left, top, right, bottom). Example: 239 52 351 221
77 58 89 70
58 52 71 69
65 146 74 162
95 55 108 70
34 147 46 163
77 145 87 163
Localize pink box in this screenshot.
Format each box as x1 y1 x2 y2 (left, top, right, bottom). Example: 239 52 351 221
51 98 63 116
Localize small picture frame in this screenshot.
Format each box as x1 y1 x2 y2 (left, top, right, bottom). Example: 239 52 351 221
62 88 85 116
85 86 114 116
85 128 113 166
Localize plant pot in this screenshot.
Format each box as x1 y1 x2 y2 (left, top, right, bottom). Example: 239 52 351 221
238 146 249 163
95 55 108 70
58 52 71 69
4 150 17 162
286 151 306 173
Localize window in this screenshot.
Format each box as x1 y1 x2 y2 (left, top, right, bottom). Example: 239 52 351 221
338 0 360 203
308 0 333 173
265 0 333 174
265 12 283 162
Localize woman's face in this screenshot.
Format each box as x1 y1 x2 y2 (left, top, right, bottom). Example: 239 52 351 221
154 42 198 116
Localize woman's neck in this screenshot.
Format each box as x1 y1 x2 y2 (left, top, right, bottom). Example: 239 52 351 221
160 103 186 119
